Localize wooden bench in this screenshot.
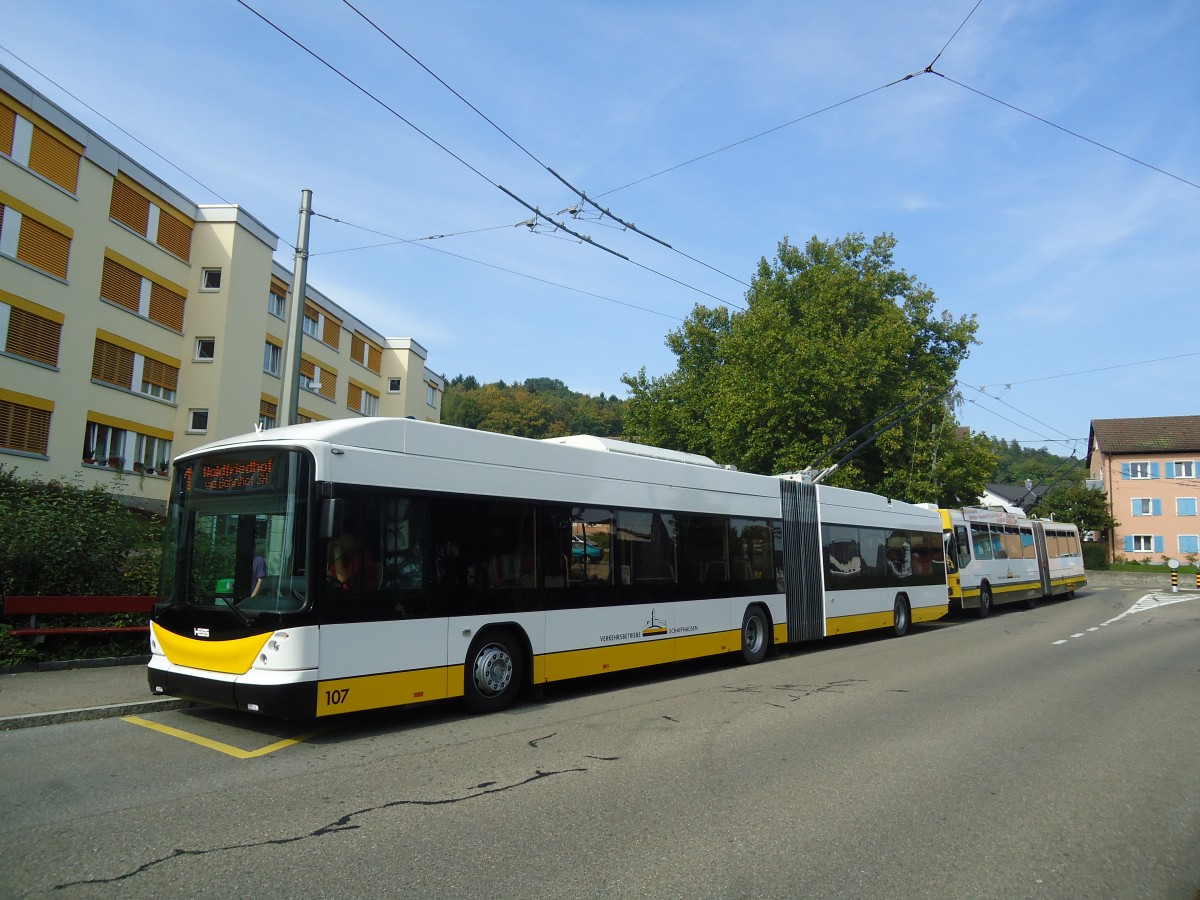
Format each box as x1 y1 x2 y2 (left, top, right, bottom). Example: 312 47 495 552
2 595 157 638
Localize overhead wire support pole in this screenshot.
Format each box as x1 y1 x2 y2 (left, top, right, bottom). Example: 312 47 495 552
279 188 313 427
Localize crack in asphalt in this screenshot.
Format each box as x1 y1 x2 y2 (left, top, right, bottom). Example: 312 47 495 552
53 765 594 890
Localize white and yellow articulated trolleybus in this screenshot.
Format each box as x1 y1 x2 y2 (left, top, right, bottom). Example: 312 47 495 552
148 419 948 718
937 506 1086 617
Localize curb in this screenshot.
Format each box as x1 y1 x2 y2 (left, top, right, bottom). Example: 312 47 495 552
0 697 193 731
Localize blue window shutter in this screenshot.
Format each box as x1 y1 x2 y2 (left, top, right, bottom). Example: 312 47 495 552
1154 536 1164 553
1181 536 1200 554
1152 499 1162 516
1166 462 1176 479
1150 462 1161 479
1179 498 1198 517
1124 535 1134 552
1120 463 1130 479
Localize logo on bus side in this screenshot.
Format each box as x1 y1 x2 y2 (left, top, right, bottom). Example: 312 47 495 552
194 627 210 638
598 609 699 644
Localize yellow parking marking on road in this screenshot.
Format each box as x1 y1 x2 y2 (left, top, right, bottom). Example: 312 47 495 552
122 716 328 758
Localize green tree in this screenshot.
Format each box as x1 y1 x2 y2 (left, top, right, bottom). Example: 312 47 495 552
1033 482 1118 535
623 233 990 503
441 376 624 439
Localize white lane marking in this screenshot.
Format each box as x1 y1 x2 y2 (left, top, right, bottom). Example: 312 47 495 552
1054 591 1196 645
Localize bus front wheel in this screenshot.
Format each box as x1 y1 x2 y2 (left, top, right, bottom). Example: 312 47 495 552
464 629 524 713
740 606 769 664
977 583 993 619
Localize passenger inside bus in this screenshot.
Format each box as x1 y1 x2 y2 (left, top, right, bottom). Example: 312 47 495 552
327 532 381 592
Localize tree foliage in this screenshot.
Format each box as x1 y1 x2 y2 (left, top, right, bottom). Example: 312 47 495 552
982 436 1086 487
623 233 990 505
0 466 163 597
441 376 624 439
1032 482 1118 535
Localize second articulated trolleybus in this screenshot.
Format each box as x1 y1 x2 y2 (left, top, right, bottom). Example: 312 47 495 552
938 506 1086 617
148 419 948 718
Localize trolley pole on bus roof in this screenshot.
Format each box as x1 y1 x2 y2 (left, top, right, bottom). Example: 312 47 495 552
279 189 313 427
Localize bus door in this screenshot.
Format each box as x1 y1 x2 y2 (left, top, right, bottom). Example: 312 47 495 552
1031 521 1052 596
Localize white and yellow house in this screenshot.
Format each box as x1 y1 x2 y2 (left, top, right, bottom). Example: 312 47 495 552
0 65 444 509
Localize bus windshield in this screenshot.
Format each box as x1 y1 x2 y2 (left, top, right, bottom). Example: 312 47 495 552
163 448 312 618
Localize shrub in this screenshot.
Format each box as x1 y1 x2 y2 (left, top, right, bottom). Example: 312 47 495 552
1081 542 1108 571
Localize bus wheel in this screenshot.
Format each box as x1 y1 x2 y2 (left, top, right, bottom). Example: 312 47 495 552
977 583 993 619
1024 592 1038 610
740 606 769 664
893 595 911 636
465 630 523 713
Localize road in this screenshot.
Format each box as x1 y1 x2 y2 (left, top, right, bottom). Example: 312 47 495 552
1 585 1197 898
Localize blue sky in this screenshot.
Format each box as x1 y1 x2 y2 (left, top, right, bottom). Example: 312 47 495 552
4 1 1197 459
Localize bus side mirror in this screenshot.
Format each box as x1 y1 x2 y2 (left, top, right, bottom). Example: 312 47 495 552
319 498 344 540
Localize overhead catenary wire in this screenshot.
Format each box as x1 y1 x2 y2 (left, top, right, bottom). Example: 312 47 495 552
337 0 752 290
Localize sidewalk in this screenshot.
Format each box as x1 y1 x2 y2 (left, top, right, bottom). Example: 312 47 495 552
0 658 190 731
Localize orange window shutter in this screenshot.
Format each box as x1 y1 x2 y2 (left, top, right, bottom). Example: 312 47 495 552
368 345 381 373
16 215 70 279
100 258 141 311
28 127 80 194
347 383 362 411
109 179 150 234
91 339 134 389
0 399 51 455
155 213 192 261
148 282 185 331
142 357 179 391
260 398 278 418
322 316 340 349
0 105 14 156
319 369 336 400
351 333 365 361
300 357 315 380
5 307 61 366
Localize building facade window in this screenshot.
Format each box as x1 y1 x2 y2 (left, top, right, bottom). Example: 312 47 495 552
1131 498 1161 517
1125 534 1161 554
1180 535 1200 555
347 382 379 416
300 356 335 400
108 174 193 260
188 409 209 433
264 340 282 376
259 397 277 431
0 293 62 367
91 335 179 403
0 197 72 280
132 433 172 475
1169 460 1196 479
350 332 382 373
427 384 438 407
0 390 52 456
268 286 286 318
302 302 341 349
200 268 222 291
387 377 402 393
195 338 215 361
0 98 82 194
100 254 186 332
1123 462 1155 479
1177 497 1198 517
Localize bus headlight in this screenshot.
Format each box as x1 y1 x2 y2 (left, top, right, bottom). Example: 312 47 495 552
252 629 317 671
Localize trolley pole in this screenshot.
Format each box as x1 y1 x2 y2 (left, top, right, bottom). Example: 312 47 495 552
279 189 313 427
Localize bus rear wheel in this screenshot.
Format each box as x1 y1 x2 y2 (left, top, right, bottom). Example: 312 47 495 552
977 583 993 619
740 606 769 664
893 595 911 636
465 629 524 713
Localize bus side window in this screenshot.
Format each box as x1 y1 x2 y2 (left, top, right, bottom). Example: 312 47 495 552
955 525 971 569
971 524 993 561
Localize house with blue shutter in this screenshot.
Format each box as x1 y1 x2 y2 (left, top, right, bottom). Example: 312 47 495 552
1087 416 1200 562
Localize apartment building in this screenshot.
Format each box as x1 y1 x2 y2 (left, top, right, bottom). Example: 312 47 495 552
0 65 444 509
1087 416 1200 561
